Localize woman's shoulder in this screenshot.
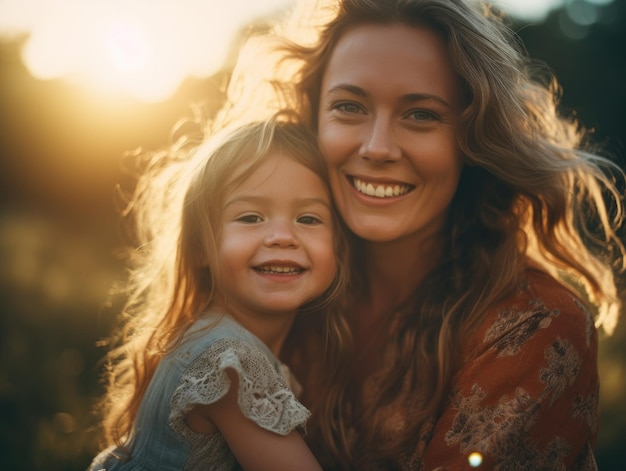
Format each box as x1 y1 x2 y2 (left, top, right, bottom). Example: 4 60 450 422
428 269 599 470
522 268 595 313
466 268 597 359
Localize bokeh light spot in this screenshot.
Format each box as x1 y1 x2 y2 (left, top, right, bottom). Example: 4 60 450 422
567 0 599 25
468 452 483 467
53 412 76 434
58 349 85 378
491 0 564 21
559 9 591 39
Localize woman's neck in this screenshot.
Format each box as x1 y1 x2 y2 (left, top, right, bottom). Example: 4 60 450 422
361 233 443 315
347 234 443 401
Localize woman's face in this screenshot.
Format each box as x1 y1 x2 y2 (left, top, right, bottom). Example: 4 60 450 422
318 23 464 243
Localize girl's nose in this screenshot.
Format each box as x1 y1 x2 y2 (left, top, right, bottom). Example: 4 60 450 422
359 115 401 163
264 222 299 248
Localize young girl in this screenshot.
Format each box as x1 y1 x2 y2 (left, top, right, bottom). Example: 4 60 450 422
88 115 351 471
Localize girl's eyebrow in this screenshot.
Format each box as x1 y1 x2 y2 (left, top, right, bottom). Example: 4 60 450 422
224 195 331 209
326 83 453 110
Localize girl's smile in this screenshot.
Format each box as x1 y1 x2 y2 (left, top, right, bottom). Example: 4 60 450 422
253 262 306 275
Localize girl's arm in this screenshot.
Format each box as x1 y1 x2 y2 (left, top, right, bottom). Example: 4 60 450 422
189 369 323 471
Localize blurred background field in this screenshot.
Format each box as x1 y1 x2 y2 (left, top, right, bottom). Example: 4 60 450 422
0 1 625 469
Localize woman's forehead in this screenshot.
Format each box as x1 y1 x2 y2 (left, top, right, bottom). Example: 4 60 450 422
322 23 463 109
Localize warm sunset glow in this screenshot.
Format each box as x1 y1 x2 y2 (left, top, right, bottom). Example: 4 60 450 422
0 0 294 102
0 0 615 101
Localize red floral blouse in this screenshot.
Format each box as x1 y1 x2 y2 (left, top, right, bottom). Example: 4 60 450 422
419 270 598 470
292 269 599 470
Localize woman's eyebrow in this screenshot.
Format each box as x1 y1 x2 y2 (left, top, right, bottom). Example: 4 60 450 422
326 84 452 109
326 83 368 97
400 93 453 109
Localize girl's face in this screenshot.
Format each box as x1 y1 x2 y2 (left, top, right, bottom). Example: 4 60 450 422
318 23 464 244
218 152 336 320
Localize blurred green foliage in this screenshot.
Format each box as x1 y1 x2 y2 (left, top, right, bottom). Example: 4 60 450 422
0 214 116 469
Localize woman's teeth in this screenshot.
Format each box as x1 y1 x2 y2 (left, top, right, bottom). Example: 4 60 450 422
352 177 411 198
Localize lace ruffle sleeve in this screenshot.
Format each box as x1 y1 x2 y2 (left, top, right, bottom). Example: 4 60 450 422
169 337 310 440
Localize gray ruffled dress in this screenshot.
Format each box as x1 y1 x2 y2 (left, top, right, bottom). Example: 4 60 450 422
88 313 310 471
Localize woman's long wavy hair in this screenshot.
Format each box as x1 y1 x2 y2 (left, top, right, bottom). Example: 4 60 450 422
219 0 626 466
96 112 352 455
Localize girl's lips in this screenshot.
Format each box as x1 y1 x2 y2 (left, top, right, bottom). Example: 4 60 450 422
348 175 415 199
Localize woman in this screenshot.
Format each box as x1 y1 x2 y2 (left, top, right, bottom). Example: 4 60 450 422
218 0 625 469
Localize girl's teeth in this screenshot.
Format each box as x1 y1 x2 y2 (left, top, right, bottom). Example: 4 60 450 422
258 266 301 274
353 178 411 198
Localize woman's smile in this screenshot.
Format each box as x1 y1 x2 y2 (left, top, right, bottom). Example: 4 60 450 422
349 175 415 199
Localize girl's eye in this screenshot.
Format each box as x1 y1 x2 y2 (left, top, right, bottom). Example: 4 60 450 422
332 101 365 114
236 214 263 223
297 215 322 225
406 109 440 122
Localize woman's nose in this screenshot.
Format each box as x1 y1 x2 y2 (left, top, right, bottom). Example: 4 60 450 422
264 222 299 248
359 116 401 163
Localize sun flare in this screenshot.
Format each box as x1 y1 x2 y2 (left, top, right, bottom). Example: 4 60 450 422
104 20 151 73
0 0 294 102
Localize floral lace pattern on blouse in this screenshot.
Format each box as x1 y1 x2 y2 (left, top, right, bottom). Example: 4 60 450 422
169 337 310 471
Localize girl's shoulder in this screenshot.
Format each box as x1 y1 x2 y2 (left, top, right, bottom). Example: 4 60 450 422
169 313 271 364
168 313 310 442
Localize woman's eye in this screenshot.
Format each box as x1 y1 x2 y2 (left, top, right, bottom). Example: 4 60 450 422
236 214 263 223
406 109 440 122
297 215 322 225
333 101 364 114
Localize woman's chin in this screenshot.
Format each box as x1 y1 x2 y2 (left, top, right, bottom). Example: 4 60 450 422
345 219 408 243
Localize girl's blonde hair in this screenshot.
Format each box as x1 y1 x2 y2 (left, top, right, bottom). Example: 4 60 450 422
217 0 625 466
97 112 352 453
